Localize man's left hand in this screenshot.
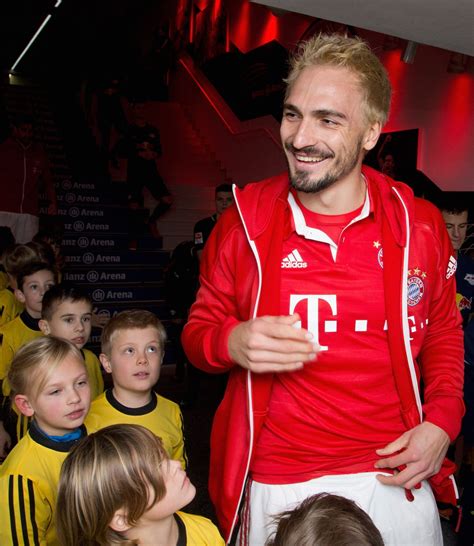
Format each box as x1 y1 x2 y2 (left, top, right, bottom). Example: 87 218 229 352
374 422 450 489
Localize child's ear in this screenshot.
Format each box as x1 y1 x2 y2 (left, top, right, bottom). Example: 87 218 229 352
109 510 130 533
14 289 25 304
39 319 50 335
14 394 35 417
99 353 112 373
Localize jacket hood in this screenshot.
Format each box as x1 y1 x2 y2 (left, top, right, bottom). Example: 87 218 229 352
233 166 414 248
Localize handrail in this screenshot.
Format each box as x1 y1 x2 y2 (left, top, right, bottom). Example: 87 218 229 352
178 55 282 149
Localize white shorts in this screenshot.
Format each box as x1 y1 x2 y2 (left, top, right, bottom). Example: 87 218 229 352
239 472 442 546
0 212 39 243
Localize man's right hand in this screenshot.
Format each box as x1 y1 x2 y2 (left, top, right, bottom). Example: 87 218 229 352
228 314 318 373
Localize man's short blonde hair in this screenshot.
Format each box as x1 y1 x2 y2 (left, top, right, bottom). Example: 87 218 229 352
285 33 391 127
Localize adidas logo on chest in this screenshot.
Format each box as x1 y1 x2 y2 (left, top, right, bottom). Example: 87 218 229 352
281 249 308 269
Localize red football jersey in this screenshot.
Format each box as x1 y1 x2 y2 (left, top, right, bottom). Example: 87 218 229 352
251 184 408 483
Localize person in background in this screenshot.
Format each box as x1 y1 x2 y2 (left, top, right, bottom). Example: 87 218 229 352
437 194 473 544
39 284 104 401
193 183 234 259
0 114 57 243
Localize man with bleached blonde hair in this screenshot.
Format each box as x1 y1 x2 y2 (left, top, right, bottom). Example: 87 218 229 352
183 33 463 545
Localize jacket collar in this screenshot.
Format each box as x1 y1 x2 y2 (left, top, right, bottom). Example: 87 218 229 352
234 166 414 248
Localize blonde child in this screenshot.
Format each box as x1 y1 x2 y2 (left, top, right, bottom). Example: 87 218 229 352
85 309 187 468
57 424 224 546
0 336 90 545
39 284 104 400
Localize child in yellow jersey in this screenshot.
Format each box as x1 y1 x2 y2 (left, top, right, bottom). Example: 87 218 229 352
85 309 187 468
39 284 104 400
57 424 224 546
0 337 90 546
0 261 56 453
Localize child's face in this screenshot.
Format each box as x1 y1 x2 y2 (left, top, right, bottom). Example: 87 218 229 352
141 460 196 522
16 269 55 318
100 327 163 398
41 300 92 349
17 353 90 436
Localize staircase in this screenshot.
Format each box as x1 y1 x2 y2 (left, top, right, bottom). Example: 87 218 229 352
1 80 233 360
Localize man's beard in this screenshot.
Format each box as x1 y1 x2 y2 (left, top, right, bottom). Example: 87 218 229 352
286 139 363 194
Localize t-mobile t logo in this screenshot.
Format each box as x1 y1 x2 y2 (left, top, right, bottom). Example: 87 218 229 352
289 294 337 351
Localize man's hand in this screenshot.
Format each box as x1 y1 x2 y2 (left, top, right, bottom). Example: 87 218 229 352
374 422 450 489
228 314 318 373
0 420 11 460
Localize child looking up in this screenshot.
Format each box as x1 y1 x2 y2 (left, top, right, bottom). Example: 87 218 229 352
0 336 90 545
85 309 187 468
39 284 104 400
57 424 223 546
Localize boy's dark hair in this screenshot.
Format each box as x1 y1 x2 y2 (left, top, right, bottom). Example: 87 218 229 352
215 183 233 195
41 284 92 321
434 192 470 216
266 493 384 546
17 261 56 292
101 309 166 355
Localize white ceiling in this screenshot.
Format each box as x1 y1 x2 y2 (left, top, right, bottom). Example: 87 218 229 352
253 0 474 56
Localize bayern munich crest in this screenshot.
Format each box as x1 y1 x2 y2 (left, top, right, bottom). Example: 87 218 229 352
407 275 425 306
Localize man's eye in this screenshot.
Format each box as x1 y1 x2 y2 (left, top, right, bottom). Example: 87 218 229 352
322 118 337 126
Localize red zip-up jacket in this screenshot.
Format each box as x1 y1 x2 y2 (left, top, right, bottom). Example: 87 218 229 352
182 166 464 542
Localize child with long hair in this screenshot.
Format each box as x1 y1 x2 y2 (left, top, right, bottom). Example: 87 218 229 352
57 424 223 546
0 336 90 545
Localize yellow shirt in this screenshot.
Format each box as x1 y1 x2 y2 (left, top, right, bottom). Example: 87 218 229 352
82 348 104 400
86 389 187 469
0 421 87 546
0 311 42 387
176 512 225 545
0 287 24 327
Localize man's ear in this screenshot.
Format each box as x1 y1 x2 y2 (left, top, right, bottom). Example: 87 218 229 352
14 289 25 304
109 510 130 533
39 319 50 335
362 121 382 152
99 353 112 374
14 394 35 417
